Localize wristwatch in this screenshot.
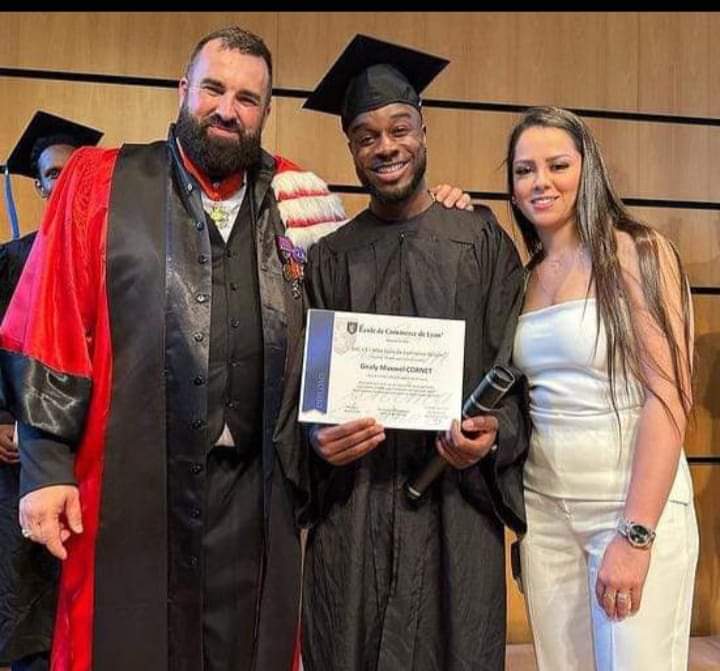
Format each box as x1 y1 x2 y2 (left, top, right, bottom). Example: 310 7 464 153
617 518 656 549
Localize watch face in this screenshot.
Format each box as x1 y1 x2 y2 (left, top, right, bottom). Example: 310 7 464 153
628 524 651 546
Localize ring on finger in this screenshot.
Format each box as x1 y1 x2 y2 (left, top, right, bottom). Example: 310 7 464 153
602 591 616 603
616 592 632 606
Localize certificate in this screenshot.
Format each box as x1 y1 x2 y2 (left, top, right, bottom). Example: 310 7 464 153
299 309 466 431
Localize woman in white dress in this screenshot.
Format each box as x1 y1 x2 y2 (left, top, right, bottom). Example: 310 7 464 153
508 107 699 671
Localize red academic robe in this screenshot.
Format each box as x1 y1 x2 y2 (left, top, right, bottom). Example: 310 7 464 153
1 148 116 670
0 137 345 671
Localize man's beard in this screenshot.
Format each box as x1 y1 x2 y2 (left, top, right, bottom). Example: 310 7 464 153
356 146 427 206
175 103 262 180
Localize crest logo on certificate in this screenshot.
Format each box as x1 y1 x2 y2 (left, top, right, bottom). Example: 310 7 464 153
299 309 466 431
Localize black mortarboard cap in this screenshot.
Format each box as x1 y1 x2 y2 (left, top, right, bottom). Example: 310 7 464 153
1 111 103 239
303 34 449 132
4 111 103 179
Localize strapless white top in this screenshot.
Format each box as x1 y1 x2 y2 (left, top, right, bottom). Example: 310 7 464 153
513 298 691 502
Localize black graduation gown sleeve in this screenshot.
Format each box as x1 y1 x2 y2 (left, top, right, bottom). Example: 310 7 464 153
458 217 529 534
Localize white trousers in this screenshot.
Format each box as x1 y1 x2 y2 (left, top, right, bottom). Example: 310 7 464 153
520 490 699 671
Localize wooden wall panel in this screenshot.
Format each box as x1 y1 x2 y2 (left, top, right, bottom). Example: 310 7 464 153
0 77 280 240
274 98 720 204
690 465 720 635
510 13 639 113
630 208 720 288
276 13 453 94
632 125 718 202
277 13 720 117
487 204 720 292
276 13 628 114
638 13 720 117
0 13 278 79
688 296 720 459
274 97 353 191
588 120 720 203
3 13 718 116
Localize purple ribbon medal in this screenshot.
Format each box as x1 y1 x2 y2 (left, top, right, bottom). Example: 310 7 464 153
276 235 306 299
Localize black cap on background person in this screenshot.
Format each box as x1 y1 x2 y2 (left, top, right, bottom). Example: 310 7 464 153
1 111 103 238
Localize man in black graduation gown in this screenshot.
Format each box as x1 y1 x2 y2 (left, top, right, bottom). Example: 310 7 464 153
300 35 530 671
0 112 102 671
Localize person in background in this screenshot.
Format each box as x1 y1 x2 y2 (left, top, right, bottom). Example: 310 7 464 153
509 106 698 670
0 112 102 671
1 111 103 317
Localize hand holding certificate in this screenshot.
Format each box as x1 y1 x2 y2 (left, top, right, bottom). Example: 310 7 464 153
299 310 466 432
309 417 386 467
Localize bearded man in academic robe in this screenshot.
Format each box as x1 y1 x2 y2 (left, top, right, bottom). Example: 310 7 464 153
0 26 348 671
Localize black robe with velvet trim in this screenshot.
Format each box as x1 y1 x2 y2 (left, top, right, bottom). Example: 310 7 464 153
302 203 529 671
0 131 306 671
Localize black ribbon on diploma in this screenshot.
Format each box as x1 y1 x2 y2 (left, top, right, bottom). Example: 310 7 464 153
404 364 516 504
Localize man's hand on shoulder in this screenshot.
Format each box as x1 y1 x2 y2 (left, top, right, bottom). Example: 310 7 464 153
430 184 474 211
19 484 83 560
